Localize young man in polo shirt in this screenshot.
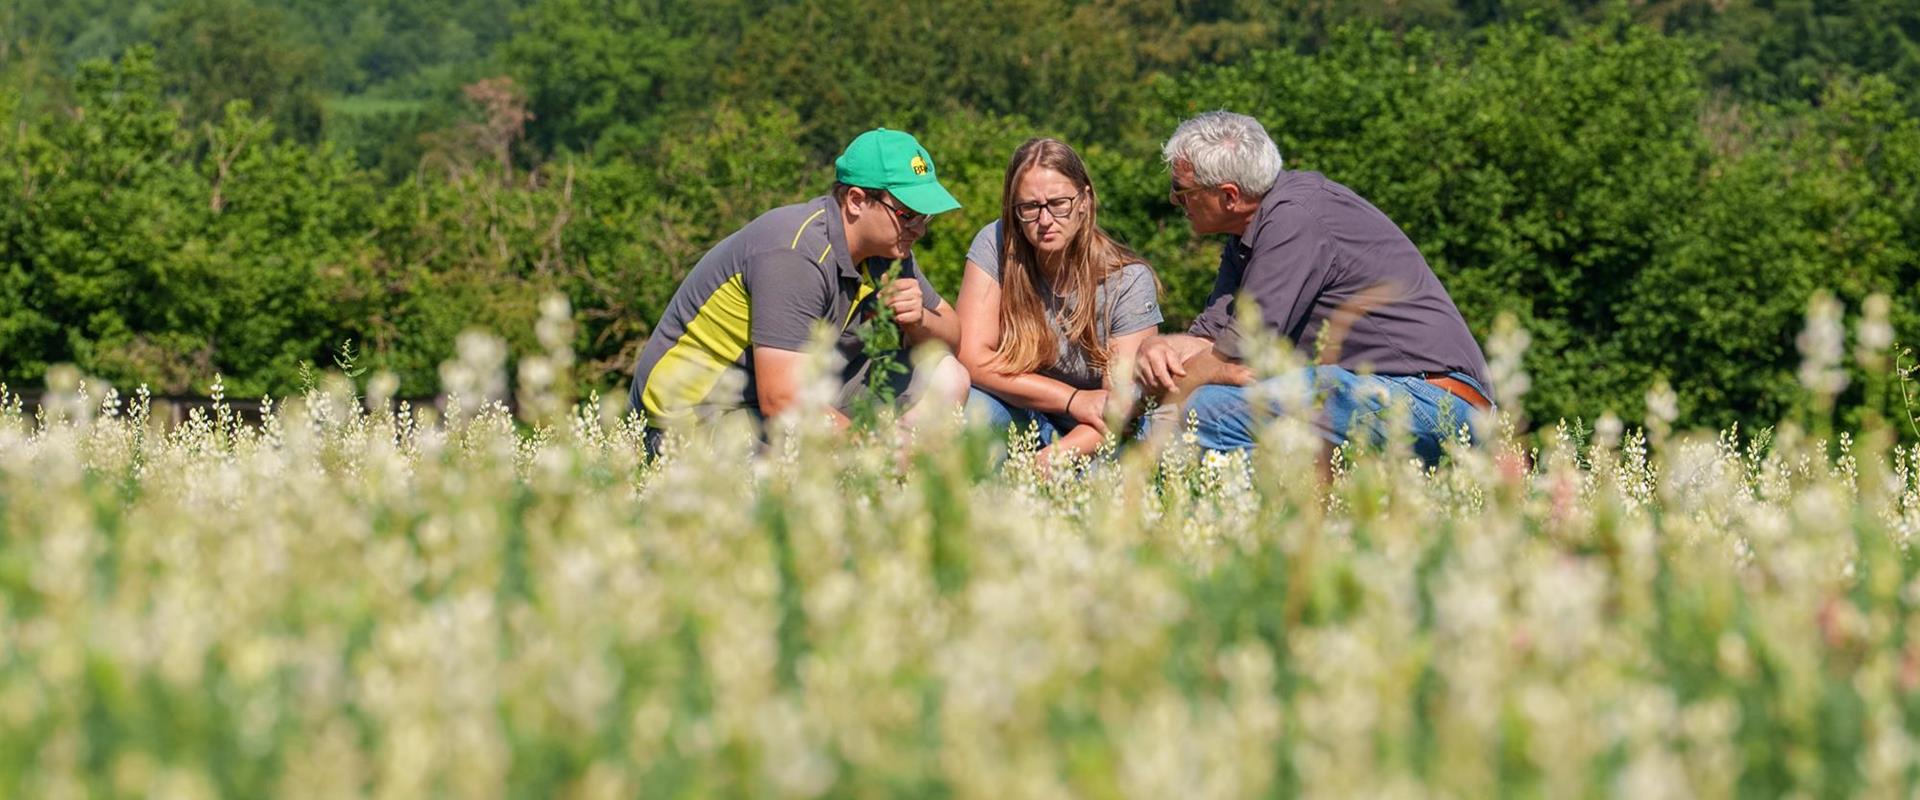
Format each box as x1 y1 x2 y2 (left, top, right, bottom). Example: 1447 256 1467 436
630 128 967 447
1135 111 1494 465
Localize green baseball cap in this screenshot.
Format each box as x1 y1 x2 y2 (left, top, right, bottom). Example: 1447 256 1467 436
834 128 962 216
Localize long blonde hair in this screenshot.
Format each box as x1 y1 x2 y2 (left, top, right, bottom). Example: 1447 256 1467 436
989 138 1146 377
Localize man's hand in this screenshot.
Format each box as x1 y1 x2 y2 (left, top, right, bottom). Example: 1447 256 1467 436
1137 334 1223 394
1137 335 1191 393
885 278 924 327
1156 348 1254 405
1066 387 1111 436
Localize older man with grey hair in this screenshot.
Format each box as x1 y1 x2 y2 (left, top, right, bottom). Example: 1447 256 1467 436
1136 111 1493 464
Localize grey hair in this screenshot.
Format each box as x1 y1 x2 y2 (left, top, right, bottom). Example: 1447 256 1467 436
1161 111 1284 197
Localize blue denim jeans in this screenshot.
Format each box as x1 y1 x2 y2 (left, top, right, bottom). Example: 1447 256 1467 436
1174 366 1485 465
966 388 1079 445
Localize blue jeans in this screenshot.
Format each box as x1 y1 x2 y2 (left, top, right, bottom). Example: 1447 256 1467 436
966 388 1079 444
1175 366 1485 465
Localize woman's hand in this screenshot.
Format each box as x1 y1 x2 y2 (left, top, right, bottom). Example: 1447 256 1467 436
1036 424 1105 479
1066 388 1110 435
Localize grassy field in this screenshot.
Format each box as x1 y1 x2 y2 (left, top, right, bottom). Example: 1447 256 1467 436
2 301 1918 798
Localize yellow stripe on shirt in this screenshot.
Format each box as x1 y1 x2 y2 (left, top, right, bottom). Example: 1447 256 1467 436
641 274 754 422
791 209 826 250
845 280 874 330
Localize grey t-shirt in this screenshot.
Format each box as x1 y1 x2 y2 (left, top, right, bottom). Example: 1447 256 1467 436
967 221 1162 389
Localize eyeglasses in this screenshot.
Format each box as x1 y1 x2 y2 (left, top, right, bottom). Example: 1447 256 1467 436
1168 181 1216 206
1013 191 1082 223
871 193 929 228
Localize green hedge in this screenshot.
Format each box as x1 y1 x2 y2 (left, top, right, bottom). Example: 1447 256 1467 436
4 22 1918 432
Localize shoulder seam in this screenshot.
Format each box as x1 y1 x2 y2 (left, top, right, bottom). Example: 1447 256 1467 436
790 208 828 250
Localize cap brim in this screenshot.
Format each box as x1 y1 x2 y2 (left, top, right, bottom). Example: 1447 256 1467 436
889 181 962 216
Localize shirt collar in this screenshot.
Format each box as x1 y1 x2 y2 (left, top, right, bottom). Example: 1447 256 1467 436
820 195 860 281
1234 169 1291 249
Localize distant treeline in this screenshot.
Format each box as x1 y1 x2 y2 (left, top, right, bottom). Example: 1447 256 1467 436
2 1 1918 433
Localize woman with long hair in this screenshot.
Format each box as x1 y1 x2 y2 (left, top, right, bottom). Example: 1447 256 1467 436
956 137 1162 467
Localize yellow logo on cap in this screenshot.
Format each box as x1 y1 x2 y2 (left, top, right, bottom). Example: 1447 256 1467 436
910 155 928 175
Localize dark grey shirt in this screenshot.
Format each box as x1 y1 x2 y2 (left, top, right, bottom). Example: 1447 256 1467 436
629 196 941 425
1188 170 1491 390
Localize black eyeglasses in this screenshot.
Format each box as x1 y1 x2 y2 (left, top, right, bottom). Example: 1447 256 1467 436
870 192 928 228
1013 191 1082 223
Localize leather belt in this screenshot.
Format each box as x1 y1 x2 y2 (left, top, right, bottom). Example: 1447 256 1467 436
1424 374 1492 411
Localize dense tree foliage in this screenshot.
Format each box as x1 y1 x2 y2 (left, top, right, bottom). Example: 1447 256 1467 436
3 0 1919 433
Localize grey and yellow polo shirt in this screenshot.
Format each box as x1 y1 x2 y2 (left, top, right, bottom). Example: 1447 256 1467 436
629 196 942 427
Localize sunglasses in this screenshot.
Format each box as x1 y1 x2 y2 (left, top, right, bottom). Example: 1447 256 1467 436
871 193 928 228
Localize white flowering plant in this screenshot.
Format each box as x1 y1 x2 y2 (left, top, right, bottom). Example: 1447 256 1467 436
0 294 1915 798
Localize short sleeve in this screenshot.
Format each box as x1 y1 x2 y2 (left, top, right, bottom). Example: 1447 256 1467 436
743 250 833 351
1105 263 1163 337
965 221 1004 283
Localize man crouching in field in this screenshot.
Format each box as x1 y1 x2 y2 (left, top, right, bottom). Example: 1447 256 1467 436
630 128 969 453
1136 111 1495 466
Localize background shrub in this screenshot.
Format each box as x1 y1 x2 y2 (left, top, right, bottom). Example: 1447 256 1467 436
4 3 1919 432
